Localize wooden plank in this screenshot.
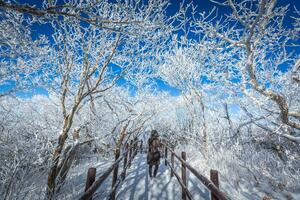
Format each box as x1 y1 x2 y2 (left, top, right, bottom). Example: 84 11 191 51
140 140 143 153
165 146 168 166
210 169 219 200
123 143 129 180
181 152 187 200
133 138 138 156
171 148 175 177
128 140 133 167
111 148 120 200
84 168 96 200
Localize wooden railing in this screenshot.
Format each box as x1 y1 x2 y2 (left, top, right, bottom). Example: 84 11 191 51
79 139 142 200
162 142 229 200
79 139 228 200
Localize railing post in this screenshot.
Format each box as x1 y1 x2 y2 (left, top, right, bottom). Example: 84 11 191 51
123 143 129 180
84 168 96 200
181 151 187 200
164 146 168 166
133 139 136 156
111 148 120 200
128 140 133 167
171 147 175 177
210 169 219 200
140 140 143 153
135 140 138 156
133 138 138 156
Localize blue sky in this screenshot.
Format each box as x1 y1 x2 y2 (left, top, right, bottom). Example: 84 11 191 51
0 0 299 97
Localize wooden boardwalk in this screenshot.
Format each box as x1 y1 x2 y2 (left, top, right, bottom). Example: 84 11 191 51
80 140 228 200
117 153 212 200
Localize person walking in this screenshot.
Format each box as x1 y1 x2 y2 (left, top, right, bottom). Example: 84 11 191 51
147 130 162 178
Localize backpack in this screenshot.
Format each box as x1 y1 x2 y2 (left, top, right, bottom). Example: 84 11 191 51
152 149 161 160
150 138 161 161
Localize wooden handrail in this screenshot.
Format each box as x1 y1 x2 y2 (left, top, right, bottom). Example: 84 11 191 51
80 139 228 200
106 152 135 200
79 140 140 200
162 142 229 200
165 159 194 200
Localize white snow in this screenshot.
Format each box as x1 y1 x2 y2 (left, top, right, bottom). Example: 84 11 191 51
117 153 210 200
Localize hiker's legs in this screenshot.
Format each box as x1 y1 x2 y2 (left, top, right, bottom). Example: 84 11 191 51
153 165 159 177
149 165 153 177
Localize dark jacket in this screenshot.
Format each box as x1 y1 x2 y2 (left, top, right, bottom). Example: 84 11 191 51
147 136 161 165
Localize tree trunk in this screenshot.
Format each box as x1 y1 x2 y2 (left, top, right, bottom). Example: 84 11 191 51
192 89 208 158
46 116 74 199
199 97 208 158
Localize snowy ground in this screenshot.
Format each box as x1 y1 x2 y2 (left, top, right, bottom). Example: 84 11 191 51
58 151 211 200
117 153 210 200
58 156 113 199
